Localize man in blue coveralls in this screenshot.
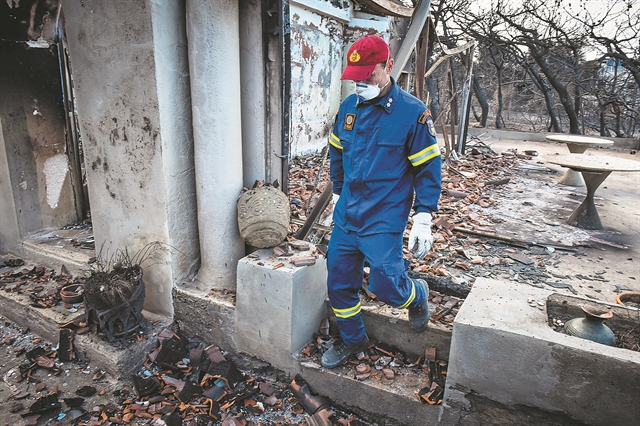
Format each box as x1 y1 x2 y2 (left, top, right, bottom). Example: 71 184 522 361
322 35 442 368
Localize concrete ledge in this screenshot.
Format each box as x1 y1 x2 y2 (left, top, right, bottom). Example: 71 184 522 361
22 239 92 277
300 360 459 425
445 278 640 426
361 301 452 360
0 286 167 379
172 284 237 352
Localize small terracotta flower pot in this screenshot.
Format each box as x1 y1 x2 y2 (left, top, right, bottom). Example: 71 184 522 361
615 291 640 308
60 283 84 304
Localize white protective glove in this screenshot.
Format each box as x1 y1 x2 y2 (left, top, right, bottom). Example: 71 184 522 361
321 193 341 226
408 212 434 260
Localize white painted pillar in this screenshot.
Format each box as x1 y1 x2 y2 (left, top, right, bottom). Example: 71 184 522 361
150 0 200 281
186 0 244 289
239 0 268 185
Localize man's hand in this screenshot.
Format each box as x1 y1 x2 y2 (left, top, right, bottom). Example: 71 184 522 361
408 212 433 260
321 193 341 226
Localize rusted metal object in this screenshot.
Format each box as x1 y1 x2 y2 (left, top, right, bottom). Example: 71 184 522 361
84 272 145 342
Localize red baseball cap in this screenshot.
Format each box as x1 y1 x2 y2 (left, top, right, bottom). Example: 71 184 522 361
341 35 391 81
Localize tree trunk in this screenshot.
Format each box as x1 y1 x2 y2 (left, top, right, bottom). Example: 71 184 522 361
531 50 581 134
449 58 459 124
495 66 504 129
527 65 563 132
427 76 439 118
472 74 489 127
599 102 609 136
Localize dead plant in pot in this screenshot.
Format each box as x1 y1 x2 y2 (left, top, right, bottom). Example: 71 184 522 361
84 242 164 342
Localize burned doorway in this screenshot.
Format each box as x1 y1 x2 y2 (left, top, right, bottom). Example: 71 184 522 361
0 0 93 263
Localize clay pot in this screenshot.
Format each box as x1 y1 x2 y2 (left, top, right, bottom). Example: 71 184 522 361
615 291 640 308
564 307 615 346
237 185 290 248
60 284 84 304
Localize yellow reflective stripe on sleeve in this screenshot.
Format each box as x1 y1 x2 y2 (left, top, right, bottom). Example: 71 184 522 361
333 302 362 319
398 281 416 309
408 144 440 166
329 132 342 150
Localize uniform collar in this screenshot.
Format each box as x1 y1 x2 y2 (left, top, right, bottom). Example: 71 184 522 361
356 77 398 113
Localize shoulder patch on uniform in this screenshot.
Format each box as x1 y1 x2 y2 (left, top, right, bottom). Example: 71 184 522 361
418 109 431 125
427 116 437 137
344 113 356 131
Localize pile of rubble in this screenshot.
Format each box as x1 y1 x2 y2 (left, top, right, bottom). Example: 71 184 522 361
0 259 85 311
0 311 371 425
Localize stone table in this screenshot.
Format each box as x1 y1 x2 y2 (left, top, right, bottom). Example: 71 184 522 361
545 154 640 229
546 134 614 186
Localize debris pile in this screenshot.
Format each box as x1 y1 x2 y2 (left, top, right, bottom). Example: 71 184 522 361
248 239 325 269
0 315 371 425
0 316 109 425
288 151 331 227
1 258 85 311
119 327 368 425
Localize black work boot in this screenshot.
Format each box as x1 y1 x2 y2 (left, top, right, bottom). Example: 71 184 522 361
409 279 430 332
321 335 370 369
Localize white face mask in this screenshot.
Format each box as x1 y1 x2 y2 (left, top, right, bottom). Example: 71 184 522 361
355 82 382 101
355 64 390 101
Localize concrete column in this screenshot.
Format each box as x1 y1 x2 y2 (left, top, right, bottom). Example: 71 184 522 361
186 0 244 289
150 0 200 282
239 0 268 185
61 0 200 317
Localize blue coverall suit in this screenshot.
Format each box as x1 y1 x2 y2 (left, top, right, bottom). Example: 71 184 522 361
328 77 442 346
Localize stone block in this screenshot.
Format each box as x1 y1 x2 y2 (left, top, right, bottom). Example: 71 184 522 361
235 245 327 374
444 278 640 426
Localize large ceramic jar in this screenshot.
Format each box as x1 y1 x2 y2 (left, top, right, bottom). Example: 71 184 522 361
237 185 290 248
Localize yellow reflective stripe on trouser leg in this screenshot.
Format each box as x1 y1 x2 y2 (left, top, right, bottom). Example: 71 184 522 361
408 144 440 166
333 302 362 319
398 281 416 309
329 132 342 150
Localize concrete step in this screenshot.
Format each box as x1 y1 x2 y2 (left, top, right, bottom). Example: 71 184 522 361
22 231 94 277
300 360 457 426
360 300 453 361
0 260 168 380
308 303 453 425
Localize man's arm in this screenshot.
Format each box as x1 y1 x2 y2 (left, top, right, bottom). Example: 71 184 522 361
407 109 441 259
328 117 344 196
408 110 442 213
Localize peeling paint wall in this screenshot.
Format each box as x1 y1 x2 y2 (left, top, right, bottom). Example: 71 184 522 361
288 1 398 157
289 5 345 156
